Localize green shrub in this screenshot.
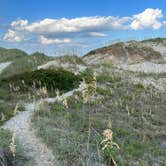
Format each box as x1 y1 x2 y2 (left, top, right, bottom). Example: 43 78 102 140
0 69 80 93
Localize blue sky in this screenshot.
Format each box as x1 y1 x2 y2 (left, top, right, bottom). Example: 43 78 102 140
0 0 166 56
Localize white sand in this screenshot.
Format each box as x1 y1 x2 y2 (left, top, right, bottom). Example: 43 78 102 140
38 60 87 73
120 62 166 73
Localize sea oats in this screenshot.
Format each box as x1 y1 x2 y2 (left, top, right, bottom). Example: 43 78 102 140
9 132 16 158
0 112 6 122
13 103 19 116
81 78 89 104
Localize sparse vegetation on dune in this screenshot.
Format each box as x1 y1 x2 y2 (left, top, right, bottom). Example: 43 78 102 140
55 55 86 65
0 38 166 166
141 37 166 44
83 40 164 64
0 129 30 166
0 102 24 125
31 64 166 165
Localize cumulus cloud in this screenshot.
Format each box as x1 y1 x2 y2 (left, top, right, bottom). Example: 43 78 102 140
7 16 129 44
25 17 128 35
40 35 72 44
3 8 165 45
3 29 23 42
130 8 163 30
11 19 28 30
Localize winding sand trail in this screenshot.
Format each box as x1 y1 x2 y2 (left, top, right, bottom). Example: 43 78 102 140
2 85 82 166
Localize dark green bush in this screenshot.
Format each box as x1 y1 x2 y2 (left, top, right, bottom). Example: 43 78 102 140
0 69 80 93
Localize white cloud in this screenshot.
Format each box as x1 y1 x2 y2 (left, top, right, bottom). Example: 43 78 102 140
25 17 127 34
8 16 128 45
11 19 28 30
22 16 130 40
10 10 164 35
3 8 165 45
130 8 163 30
40 35 72 44
11 19 28 27
89 32 107 37
3 29 23 42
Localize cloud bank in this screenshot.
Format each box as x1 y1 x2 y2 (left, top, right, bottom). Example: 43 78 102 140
2 8 165 44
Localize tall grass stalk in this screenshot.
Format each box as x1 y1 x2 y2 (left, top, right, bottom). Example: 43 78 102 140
86 122 91 166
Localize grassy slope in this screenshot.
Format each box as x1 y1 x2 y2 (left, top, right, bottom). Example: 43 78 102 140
0 51 55 123
141 37 166 44
0 47 27 63
55 55 86 65
31 64 166 166
0 47 86 78
0 52 53 78
0 66 82 165
0 45 165 165
0 49 86 127
0 129 30 165
84 41 162 60
0 68 82 127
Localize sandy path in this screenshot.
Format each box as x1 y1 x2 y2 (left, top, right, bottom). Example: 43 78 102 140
2 85 81 166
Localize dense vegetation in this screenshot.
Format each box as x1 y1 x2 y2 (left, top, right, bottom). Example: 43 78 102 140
0 68 80 93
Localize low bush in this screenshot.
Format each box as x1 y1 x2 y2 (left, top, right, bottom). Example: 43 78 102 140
0 68 80 93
